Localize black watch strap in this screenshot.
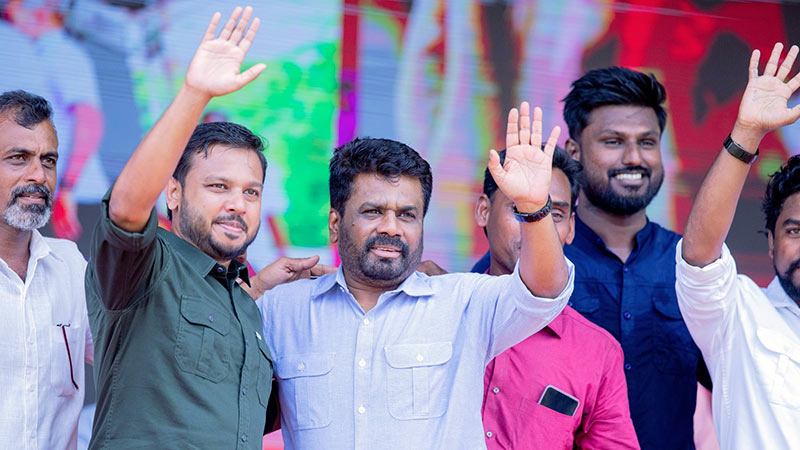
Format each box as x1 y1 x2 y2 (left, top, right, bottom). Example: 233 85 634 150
723 134 759 164
513 196 552 223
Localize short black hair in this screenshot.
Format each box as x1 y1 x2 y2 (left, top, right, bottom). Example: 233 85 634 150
483 147 582 210
169 121 266 220
763 155 800 234
329 137 433 216
0 90 53 129
562 66 667 140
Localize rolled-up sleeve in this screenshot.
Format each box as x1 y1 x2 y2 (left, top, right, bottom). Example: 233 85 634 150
674 239 739 355
477 257 574 361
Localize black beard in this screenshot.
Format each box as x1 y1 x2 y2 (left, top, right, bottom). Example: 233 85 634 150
338 227 423 284
581 166 663 216
776 259 800 305
177 199 256 261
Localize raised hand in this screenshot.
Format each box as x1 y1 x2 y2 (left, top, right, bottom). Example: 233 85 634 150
185 6 266 98
736 43 800 135
240 256 337 299
488 102 561 212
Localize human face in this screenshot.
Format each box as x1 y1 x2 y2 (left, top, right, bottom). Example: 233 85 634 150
769 192 800 305
0 115 58 232
166 145 263 263
330 173 424 288
568 104 663 216
476 168 575 276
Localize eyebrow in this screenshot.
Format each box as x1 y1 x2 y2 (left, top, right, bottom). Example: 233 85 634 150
598 129 658 137
782 218 800 227
552 201 571 209
202 176 262 188
3 148 59 160
360 202 419 212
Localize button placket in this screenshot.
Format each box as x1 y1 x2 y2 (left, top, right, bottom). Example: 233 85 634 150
353 314 374 450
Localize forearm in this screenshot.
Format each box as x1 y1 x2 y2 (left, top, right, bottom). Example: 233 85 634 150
518 213 569 297
682 123 765 267
109 85 211 231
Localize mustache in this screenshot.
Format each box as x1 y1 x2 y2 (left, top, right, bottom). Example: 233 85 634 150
213 214 248 233
608 166 651 178
365 234 409 258
10 184 52 207
784 258 800 278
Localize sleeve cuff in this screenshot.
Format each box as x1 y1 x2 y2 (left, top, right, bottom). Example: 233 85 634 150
508 256 575 315
96 186 159 253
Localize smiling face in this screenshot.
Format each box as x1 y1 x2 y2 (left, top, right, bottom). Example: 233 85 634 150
569 104 664 216
769 192 800 304
330 173 424 289
476 168 575 276
0 114 58 232
166 145 263 263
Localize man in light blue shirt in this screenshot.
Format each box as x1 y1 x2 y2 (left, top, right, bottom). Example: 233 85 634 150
256 103 573 449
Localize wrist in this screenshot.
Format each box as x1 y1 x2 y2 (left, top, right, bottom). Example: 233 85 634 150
179 83 213 105
514 199 548 213
730 121 767 153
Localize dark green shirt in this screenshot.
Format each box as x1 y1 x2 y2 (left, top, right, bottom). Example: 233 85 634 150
86 190 272 449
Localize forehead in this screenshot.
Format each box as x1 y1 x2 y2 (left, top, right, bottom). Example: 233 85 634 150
185 145 264 183
583 104 659 136
0 116 58 154
348 173 424 208
777 192 800 224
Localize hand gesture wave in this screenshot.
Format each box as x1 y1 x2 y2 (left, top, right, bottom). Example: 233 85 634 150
737 43 800 134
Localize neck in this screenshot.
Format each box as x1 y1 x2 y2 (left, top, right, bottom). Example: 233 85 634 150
488 260 512 277
342 268 399 313
576 192 648 262
0 222 33 280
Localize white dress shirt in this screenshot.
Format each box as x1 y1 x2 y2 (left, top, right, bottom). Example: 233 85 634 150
0 230 93 450
675 240 800 450
258 260 573 450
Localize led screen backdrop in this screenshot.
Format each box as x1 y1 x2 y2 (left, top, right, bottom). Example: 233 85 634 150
3 0 799 285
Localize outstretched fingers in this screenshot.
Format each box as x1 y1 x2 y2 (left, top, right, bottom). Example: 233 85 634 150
203 12 222 41
506 108 519 149
230 6 253 44
238 17 260 53
543 126 561 159
776 45 799 81
763 42 783 77
219 6 243 40
488 149 504 179
519 102 531 148
236 63 267 86
530 106 543 149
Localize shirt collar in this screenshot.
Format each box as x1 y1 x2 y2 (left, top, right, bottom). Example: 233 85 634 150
311 266 435 299
766 276 800 313
29 229 57 262
159 229 249 284
573 214 654 254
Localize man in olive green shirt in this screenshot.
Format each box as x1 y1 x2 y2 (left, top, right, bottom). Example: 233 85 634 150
85 8 315 449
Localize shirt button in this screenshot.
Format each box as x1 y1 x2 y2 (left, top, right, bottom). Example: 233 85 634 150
567 301 573 307
208 314 214 323
241 387 247 395
297 363 305 372
492 387 500 394
416 354 424 362
623 266 629 273
358 359 366 368
623 312 631 320
624 363 632 371
486 431 493 438
358 405 366 414
241 434 247 442
217 266 225 274
363 318 370 325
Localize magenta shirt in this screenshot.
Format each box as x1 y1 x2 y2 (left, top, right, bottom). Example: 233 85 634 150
482 306 639 450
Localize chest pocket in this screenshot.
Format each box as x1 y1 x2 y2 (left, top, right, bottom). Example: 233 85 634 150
50 323 84 397
385 342 453 420
652 288 697 375
755 328 800 409
174 295 231 382
275 352 335 431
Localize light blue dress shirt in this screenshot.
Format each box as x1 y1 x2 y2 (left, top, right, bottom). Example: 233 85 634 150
257 260 574 449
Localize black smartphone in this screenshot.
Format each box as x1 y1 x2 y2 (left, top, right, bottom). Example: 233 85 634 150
538 385 580 417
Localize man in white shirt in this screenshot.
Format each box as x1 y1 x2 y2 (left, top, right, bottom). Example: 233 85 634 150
677 42 800 449
0 90 93 450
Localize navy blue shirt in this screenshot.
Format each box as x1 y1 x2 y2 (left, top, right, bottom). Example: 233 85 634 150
472 216 701 449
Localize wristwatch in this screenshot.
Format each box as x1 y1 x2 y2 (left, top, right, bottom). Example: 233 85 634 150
723 134 759 164
513 196 552 223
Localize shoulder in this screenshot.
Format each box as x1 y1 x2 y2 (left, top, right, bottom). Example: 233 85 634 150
560 306 623 354
43 236 86 265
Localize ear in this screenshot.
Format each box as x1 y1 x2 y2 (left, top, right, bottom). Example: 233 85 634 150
165 178 182 217
328 208 341 244
565 212 576 245
768 230 774 260
474 194 491 228
565 137 580 161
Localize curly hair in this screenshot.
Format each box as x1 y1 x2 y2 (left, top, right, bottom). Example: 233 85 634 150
763 155 800 233
0 90 53 129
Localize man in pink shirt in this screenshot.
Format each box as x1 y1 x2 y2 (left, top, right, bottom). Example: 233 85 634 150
474 147 639 449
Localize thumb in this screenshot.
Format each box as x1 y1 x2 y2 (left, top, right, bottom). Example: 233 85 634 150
235 63 266 87
286 255 320 273
487 149 503 179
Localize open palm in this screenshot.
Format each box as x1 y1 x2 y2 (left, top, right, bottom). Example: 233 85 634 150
185 7 266 97
488 102 561 210
737 43 800 133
